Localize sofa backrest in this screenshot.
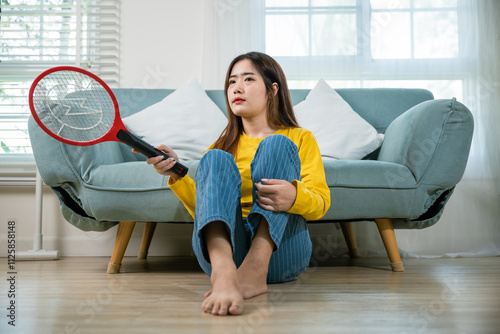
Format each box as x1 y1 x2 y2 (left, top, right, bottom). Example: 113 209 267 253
110 88 433 162
112 88 434 135
29 87 435 186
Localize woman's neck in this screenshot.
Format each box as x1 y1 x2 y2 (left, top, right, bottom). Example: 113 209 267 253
242 116 277 138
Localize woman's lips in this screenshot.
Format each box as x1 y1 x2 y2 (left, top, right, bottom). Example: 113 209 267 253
233 98 245 104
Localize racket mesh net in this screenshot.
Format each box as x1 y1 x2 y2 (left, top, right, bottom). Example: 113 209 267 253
32 70 115 143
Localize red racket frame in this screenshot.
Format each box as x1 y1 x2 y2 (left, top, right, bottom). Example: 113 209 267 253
28 66 129 146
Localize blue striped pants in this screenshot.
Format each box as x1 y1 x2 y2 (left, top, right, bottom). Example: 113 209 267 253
193 134 312 284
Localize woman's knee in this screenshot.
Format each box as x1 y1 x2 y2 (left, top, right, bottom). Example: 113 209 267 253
199 149 234 169
197 149 239 180
257 135 298 158
251 135 301 182
195 149 241 219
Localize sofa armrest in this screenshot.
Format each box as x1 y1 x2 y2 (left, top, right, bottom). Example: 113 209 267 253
29 116 130 186
29 116 131 228
377 98 474 187
28 117 77 186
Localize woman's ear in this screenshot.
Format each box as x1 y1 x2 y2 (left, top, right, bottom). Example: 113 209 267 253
272 82 279 96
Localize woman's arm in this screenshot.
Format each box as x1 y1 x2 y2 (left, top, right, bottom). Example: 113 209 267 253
141 145 197 218
288 130 330 220
254 130 330 221
168 175 196 218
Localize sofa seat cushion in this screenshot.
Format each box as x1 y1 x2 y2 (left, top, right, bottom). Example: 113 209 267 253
71 161 200 223
85 161 168 190
320 160 419 221
323 160 416 189
78 158 419 224
83 160 198 190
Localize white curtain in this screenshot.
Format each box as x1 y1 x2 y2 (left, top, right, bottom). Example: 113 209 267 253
391 0 500 258
201 0 265 89
201 0 500 258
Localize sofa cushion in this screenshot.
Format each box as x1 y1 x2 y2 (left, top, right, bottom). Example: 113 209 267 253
294 80 384 160
84 160 200 190
79 160 200 223
122 78 227 161
323 159 416 189
85 162 168 190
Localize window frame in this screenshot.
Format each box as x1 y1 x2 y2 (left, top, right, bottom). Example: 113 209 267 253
0 0 120 162
262 0 469 82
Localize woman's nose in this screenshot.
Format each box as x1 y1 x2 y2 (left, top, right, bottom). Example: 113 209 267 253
232 80 243 94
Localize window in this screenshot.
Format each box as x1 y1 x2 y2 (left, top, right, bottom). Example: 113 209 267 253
264 0 466 99
370 0 459 59
0 0 120 157
266 0 359 57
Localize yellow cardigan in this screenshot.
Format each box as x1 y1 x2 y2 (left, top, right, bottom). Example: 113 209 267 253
168 128 330 221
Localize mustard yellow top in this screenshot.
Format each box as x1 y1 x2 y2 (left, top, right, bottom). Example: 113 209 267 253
168 128 330 221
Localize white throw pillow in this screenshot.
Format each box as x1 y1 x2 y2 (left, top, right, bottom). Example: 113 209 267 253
123 78 227 161
294 79 384 160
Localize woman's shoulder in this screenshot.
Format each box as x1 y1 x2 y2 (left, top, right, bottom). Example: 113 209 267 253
278 127 317 148
281 127 314 140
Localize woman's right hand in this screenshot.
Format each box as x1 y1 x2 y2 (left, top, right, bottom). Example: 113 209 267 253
133 144 181 182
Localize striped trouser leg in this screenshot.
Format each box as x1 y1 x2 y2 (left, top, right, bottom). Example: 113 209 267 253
192 149 248 277
248 134 312 283
192 136 312 284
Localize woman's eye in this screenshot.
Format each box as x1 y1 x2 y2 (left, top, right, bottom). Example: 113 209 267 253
245 77 254 82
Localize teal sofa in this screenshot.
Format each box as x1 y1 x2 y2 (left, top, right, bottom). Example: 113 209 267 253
28 88 474 273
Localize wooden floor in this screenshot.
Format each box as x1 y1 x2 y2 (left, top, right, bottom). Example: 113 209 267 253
2 256 499 334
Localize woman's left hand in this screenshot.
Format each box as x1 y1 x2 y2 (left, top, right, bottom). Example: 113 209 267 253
254 179 297 212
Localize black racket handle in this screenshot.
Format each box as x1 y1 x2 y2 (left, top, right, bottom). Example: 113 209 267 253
116 129 188 177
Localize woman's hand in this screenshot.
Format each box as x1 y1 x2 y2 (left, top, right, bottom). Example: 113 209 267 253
132 144 181 182
254 179 297 212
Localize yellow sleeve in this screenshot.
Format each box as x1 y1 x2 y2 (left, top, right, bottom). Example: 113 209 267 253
167 145 216 219
287 130 331 221
168 174 196 219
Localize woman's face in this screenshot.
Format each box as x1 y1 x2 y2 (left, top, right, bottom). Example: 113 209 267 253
227 59 269 121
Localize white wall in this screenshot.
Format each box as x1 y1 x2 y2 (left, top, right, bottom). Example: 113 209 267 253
119 0 205 89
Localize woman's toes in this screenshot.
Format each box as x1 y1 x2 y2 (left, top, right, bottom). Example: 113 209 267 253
229 302 243 315
202 299 213 314
216 305 227 316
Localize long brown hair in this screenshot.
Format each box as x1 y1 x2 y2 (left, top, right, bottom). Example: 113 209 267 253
211 52 299 157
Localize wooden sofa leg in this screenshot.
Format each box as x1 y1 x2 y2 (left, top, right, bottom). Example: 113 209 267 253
107 221 136 274
374 218 404 272
138 222 157 260
339 222 360 258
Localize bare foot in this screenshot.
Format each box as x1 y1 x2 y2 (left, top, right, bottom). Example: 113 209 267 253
202 218 272 304
204 259 268 300
237 257 268 299
204 268 267 300
202 265 244 316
